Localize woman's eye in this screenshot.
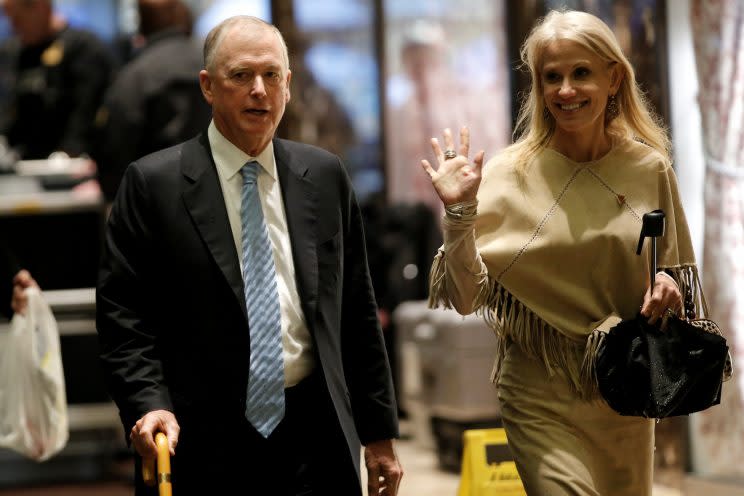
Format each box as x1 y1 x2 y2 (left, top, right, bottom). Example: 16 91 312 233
575 67 590 78
544 72 560 83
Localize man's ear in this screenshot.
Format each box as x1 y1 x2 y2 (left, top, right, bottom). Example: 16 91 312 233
284 70 292 103
199 69 213 104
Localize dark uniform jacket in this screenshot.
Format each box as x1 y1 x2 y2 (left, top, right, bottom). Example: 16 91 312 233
0 26 114 159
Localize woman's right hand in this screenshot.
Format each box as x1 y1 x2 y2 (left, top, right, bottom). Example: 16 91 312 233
420 126 485 206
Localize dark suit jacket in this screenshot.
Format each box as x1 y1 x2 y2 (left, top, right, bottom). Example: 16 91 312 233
96 134 398 484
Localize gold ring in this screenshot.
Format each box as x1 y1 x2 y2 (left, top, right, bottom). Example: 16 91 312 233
444 149 457 160
665 308 676 318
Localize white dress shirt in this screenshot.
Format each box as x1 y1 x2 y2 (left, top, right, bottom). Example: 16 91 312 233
208 122 315 387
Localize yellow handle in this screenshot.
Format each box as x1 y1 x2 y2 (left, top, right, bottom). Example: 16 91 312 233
142 432 172 496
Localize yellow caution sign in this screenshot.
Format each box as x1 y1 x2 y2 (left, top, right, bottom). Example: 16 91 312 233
458 428 526 496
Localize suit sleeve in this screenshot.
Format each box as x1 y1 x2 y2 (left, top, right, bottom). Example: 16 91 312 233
340 170 399 444
96 164 173 435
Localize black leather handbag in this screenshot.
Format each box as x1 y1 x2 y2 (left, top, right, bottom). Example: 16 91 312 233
595 210 732 418
596 313 731 418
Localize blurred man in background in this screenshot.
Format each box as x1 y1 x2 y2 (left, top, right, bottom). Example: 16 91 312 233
92 0 210 204
385 20 509 216
0 0 114 160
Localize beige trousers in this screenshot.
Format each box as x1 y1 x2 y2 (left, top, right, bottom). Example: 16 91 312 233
497 342 654 496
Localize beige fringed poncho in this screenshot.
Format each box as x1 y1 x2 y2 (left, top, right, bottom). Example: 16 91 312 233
429 139 706 397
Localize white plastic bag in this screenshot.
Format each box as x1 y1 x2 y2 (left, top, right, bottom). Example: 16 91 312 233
0 287 68 461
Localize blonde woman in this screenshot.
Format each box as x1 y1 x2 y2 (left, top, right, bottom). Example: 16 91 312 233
422 10 701 496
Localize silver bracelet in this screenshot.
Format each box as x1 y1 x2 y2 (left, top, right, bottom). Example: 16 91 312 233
445 199 478 220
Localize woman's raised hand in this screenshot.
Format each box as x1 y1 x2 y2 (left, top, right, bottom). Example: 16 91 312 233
421 126 485 206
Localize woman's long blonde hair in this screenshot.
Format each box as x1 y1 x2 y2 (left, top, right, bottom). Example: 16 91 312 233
504 9 671 173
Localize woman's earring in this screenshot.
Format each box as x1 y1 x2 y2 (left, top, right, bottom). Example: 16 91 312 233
606 94 620 121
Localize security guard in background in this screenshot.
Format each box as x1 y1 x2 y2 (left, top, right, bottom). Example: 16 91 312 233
0 0 114 160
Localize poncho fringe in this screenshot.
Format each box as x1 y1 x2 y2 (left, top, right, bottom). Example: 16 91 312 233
429 250 706 399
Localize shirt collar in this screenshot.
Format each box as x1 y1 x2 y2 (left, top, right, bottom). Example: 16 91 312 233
207 121 276 181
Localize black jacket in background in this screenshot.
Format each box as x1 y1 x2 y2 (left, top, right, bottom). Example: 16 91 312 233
0 239 20 318
0 26 114 159
92 28 211 202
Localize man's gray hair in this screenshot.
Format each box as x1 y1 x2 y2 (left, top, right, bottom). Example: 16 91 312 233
203 16 290 73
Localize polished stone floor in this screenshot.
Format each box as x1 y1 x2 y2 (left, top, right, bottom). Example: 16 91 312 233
0 420 682 496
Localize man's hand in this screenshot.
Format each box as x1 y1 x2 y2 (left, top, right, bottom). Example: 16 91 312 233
130 409 180 459
11 269 37 315
364 438 403 495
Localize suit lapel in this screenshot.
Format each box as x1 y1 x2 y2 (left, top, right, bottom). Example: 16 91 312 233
181 135 247 322
274 138 319 334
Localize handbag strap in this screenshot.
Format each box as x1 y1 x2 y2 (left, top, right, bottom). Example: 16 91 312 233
684 286 696 319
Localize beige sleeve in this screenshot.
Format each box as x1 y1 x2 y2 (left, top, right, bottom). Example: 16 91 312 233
428 214 490 315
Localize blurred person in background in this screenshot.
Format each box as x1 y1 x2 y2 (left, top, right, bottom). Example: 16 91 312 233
0 0 114 160
386 19 509 216
92 0 211 204
360 192 442 417
1 239 37 317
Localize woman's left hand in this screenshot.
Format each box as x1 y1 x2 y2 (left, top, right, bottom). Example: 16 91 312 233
640 272 683 324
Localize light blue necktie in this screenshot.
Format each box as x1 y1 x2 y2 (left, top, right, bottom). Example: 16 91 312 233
241 161 285 437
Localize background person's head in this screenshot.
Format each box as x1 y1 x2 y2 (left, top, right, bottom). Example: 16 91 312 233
0 0 55 46
199 16 291 156
400 20 446 89
137 0 192 38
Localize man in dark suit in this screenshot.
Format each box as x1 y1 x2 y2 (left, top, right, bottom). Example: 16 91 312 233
96 15 402 496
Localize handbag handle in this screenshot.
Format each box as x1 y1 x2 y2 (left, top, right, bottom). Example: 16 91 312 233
637 209 665 288
142 432 172 496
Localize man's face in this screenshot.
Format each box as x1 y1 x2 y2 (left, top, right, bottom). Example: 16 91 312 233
1 0 49 45
199 25 291 156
